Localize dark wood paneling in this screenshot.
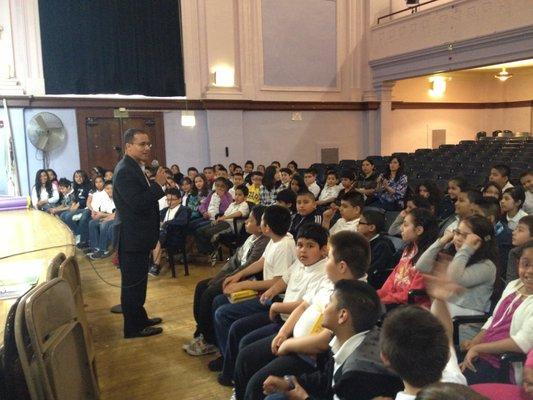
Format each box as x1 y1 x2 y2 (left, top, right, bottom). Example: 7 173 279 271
3 96 380 111
392 100 533 110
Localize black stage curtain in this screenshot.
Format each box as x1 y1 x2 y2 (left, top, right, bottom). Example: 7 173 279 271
38 0 185 96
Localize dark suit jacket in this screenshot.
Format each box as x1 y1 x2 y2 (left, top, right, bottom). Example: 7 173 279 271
113 155 164 252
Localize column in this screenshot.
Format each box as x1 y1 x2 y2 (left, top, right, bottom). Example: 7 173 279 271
374 81 395 156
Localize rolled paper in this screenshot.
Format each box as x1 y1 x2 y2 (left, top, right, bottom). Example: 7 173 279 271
0 196 30 211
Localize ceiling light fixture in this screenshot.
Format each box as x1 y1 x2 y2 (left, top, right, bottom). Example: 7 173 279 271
494 68 513 82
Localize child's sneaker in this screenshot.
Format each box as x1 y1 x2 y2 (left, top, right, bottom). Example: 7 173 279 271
184 334 217 356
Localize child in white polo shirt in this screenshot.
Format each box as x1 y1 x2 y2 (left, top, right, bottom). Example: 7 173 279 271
324 191 364 235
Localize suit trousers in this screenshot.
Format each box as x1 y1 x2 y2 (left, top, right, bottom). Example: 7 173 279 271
119 242 150 336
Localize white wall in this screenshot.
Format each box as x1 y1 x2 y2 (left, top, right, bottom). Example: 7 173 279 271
383 107 533 155
163 111 211 170
242 111 366 166
23 109 80 185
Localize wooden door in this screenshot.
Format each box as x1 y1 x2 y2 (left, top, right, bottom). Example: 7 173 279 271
77 109 166 173
86 116 123 171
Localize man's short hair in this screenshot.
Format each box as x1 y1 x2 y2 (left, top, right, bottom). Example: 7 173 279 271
296 223 329 247
361 209 385 233
104 180 113 187
380 306 449 388
235 184 249 197
280 168 292 175
334 280 381 333
276 189 296 206
341 191 364 209
203 166 214 172
491 164 511 178
165 188 182 198
250 171 264 178
263 205 291 236
58 178 72 188
520 170 533 179
233 172 244 178
328 231 370 278
305 168 318 176
124 128 147 144
187 167 198 173
245 160 254 167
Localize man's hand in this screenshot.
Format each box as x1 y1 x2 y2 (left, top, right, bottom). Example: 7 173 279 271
154 167 167 186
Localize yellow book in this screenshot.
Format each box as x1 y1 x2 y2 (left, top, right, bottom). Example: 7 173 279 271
228 289 258 303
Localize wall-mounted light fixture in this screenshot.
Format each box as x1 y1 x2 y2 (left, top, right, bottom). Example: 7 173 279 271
428 76 447 97
213 66 235 87
494 68 513 82
181 110 196 127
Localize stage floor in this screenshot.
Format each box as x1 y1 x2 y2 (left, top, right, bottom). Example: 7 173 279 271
79 252 232 400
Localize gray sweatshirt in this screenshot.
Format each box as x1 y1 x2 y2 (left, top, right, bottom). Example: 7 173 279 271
415 240 496 313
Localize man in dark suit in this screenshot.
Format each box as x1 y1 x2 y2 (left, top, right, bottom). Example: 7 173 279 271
113 128 167 338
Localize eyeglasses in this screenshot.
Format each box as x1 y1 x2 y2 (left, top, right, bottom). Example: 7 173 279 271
133 141 152 149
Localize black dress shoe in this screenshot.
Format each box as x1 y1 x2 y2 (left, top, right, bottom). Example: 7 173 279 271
208 355 223 372
124 326 163 339
145 317 163 326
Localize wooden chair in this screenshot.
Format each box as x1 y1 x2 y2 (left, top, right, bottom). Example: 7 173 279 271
24 278 99 399
58 256 97 381
46 253 66 281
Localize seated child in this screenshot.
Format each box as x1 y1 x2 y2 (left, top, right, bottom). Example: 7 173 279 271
149 189 191 277
358 209 396 289
289 191 322 238
184 206 270 356
482 182 502 201
262 280 402 400
233 230 371 400
304 168 321 199
196 184 250 265
519 170 533 215
474 197 513 280
49 178 75 217
501 186 527 231
440 189 482 236
416 180 442 215
247 171 263 205
229 172 245 197
191 176 232 233
323 191 364 234
506 216 533 283
290 174 307 195
377 208 438 309
275 189 296 214
489 164 514 192
416 215 497 318
180 177 193 206
380 303 466 400
215 224 328 386
439 177 470 232
388 195 433 237
279 168 292 191
316 170 342 208
460 241 533 385
209 205 296 376
87 180 116 259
